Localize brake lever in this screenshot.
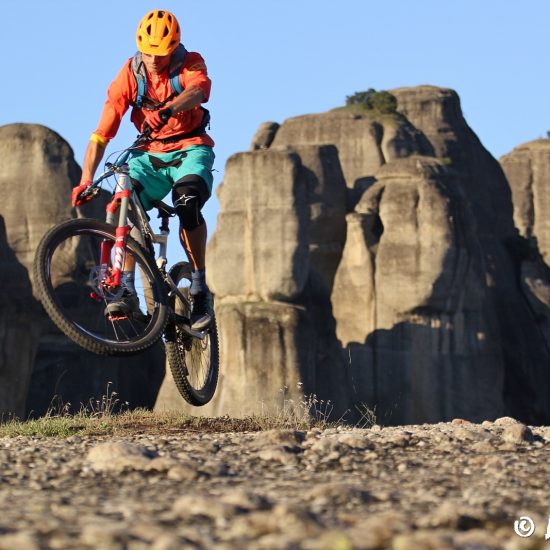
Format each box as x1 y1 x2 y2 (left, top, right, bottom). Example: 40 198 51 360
80 187 101 201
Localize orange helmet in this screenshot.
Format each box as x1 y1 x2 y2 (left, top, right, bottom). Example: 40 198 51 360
136 10 181 56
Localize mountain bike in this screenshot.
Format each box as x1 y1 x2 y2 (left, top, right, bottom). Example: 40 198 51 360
33 128 219 406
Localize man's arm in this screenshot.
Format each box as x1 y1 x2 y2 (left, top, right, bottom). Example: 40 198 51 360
80 140 107 185
143 85 206 131
168 85 205 114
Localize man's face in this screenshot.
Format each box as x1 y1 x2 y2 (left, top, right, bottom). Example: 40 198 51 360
141 53 171 75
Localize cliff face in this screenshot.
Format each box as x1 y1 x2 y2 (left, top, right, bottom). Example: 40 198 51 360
183 86 550 425
0 124 164 418
3 90 550 424
500 140 550 373
0 124 77 417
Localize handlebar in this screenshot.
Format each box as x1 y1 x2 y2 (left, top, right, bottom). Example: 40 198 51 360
77 108 173 203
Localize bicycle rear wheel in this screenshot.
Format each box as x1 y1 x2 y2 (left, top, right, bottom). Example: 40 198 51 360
34 218 168 355
164 262 219 406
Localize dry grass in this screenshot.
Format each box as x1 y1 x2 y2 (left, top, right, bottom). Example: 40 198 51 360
0 408 340 438
0 382 376 438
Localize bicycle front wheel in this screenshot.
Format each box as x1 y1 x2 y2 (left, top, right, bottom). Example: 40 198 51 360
34 218 168 355
164 262 219 406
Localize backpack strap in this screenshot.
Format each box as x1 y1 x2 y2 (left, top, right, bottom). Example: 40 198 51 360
168 44 188 96
131 53 148 109
131 44 188 109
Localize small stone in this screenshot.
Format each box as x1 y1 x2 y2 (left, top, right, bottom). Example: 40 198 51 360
258 447 299 465
151 534 185 550
385 432 411 447
501 424 533 444
308 437 341 455
146 456 178 472
254 430 306 450
471 440 495 453
167 464 200 481
86 441 156 472
494 416 521 426
220 489 272 512
392 531 454 550
172 495 239 520
199 459 229 477
0 532 40 550
80 521 126 547
305 483 373 507
336 434 374 450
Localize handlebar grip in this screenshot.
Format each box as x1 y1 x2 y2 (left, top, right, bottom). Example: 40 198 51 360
159 107 173 123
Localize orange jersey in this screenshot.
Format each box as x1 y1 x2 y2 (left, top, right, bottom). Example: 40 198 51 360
91 51 214 153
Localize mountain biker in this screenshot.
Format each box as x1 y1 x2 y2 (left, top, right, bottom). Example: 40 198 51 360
72 9 214 331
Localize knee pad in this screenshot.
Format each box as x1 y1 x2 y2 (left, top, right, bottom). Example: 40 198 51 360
172 191 205 231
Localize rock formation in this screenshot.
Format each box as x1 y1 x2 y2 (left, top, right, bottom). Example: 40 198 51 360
3 89 550 425
178 86 550 425
500 140 550 370
0 124 164 418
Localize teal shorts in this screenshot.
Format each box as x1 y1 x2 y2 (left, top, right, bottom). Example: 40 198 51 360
128 145 215 210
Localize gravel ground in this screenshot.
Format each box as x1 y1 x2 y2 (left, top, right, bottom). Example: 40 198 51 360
0 416 548 549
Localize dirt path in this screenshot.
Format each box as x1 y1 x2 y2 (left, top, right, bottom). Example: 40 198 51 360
0 417 547 549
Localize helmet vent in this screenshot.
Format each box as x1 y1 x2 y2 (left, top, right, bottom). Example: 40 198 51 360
137 9 181 55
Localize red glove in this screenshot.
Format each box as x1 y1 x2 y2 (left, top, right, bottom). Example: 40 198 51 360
72 181 93 207
143 108 173 132
143 111 166 132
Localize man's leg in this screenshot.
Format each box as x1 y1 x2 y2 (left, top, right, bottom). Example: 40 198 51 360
172 176 212 330
106 154 171 317
180 219 207 271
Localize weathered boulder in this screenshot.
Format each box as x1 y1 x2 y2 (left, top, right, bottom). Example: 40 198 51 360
0 216 42 418
332 156 505 423
392 86 515 242
0 123 165 417
250 122 280 151
208 144 347 300
271 108 433 198
0 124 77 417
388 87 550 423
193 86 550 425
500 139 550 363
500 139 550 262
157 143 351 416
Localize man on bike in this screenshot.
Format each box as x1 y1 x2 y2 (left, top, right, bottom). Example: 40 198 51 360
72 9 214 331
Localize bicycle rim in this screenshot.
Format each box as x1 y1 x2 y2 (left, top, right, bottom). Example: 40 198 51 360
165 262 219 406
34 219 168 355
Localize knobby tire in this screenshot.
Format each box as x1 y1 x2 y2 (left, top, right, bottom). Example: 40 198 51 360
164 262 219 406
33 218 169 356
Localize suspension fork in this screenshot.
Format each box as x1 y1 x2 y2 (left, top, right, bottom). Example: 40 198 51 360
103 165 132 287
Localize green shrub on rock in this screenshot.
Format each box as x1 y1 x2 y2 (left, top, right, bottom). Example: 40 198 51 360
345 88 398 114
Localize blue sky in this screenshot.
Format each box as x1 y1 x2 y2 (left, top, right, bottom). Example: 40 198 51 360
1 1 549 257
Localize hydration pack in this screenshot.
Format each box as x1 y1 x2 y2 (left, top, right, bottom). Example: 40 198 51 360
131 44 210 138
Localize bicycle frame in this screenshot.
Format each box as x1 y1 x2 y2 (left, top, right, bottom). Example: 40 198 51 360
86 138 203 338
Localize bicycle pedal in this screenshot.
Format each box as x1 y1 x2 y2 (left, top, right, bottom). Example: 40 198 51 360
180 324 207 340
